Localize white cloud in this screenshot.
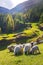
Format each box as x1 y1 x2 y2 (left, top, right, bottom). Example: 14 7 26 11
0 0 27 9
11 0 27 6
0 0 13 9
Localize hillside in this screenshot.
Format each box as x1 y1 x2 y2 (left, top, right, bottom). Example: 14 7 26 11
0 7 9 14
0 0 43 33
10 0 42 14
0 0 43 14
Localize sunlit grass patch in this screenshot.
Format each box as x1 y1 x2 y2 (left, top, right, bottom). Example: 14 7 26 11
23 23 43 37
0 36 4 40
23 28 38 37
0 33 16 41
0 34 8 37
6 37 15 40
7 34 15 37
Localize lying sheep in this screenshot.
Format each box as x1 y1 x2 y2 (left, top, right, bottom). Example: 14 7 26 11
14 44 23 55
23 43 31 55
30 45 40 54
7 45 16 52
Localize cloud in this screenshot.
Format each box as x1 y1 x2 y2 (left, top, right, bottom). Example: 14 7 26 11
0 0 28 9
11 0 27 5
0 0 13 9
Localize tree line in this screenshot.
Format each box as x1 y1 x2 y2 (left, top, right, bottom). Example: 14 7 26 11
0 2 43 33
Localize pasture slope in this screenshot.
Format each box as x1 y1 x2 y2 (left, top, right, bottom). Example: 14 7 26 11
0 43 43 65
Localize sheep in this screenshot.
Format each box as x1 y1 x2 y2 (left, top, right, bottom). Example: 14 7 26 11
23 43 31 55
14 44 23 55
14 45 20 55
7 45 16 52
18 44 23 54
30 45 40 54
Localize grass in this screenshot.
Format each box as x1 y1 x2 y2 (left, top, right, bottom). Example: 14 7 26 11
0 44 43 65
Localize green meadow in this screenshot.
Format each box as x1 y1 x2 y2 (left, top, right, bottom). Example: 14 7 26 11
0 43 43 65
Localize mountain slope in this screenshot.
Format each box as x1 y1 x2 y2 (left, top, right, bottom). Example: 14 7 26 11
0 7 9 14
0 0 43 14
10 0 42 14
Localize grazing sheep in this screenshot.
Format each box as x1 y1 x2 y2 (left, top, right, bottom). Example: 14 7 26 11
7 45 16 52
14 44 23 55
30 45 40 54
23 43 31 55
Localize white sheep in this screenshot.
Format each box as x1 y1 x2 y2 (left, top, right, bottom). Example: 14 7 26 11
30 45 40 54
14 44 23 55
23 43 31 55
7 45 16 52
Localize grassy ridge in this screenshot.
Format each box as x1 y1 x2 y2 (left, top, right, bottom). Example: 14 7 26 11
0 23 43 41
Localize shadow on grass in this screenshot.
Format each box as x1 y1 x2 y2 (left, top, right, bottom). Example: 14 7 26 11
0 36 29 51
15 36 30 44
10 52 41 57
14 23 32 33
11 54 23 57
0 39 14 51
25 52 41 56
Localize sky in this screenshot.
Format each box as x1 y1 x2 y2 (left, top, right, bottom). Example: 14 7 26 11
0 0 28 9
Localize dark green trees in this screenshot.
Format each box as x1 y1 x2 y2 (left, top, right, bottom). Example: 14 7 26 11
0 14 14 33
5 14 14 33
39 13 43 23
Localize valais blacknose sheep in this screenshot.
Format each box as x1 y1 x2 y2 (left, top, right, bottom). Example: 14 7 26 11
23 43 31 55
7 45 16 52
30 45 40 54
14 44 23 55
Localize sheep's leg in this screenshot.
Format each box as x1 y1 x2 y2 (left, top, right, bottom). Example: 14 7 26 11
27 51 28 55
38 49 40 54
25 51 27 55
28 51 29 54
32 50 34 54
15 52 17 55
28 50 30 54
17 52 19 55
28 49 30 54
15 52 19 55
36 48 40 54
35 50 37 54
